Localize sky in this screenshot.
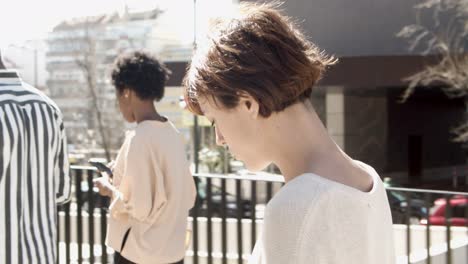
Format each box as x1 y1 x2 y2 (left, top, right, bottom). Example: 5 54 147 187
0 0 236 86
0 0 236 49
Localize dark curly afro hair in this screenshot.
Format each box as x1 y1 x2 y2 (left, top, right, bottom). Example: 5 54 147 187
111 51 171 101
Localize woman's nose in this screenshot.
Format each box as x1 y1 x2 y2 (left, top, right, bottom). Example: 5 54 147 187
215 127 226 146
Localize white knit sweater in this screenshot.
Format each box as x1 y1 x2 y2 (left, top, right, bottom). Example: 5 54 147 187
249 162 395 264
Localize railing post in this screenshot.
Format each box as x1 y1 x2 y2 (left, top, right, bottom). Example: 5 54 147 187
424 193 431 264
221 178 227 264
192 177 200 264
64 201 71 264
75 170 83 264
100 207 108 263
206 178 213 264
236 179 243 264
405 192 411 264
56 207 60 264
266 182 273 202
445 195 452 264
251 180 257 252
87 170 95 264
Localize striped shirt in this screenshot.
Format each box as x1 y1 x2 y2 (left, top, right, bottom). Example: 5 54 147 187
0 70 71 264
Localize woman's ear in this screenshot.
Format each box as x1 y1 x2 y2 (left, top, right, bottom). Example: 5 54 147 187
240 94 259 119
119 88 130 99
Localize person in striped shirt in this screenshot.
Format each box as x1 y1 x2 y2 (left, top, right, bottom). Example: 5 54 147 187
0 51 71 263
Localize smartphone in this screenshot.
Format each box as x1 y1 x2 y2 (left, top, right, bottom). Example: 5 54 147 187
89 160 113 176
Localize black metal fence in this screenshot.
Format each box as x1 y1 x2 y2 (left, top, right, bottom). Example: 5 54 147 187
57 166 468 264
57 168 109 264
386 187 468 264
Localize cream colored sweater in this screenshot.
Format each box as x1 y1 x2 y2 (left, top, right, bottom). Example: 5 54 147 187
106 120 196 264
249 161 395 264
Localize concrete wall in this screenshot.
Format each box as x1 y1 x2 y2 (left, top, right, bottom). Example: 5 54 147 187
245 0 421 57
326 87 346 149
393 224 468 264
413 243 468 264
344 93 388 173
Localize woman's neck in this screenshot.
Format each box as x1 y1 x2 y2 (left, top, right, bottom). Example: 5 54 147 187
265 102 348 182
134 101 166 123
266 102 373 191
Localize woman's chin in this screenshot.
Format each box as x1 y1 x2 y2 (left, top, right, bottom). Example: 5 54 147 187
244 159 270 172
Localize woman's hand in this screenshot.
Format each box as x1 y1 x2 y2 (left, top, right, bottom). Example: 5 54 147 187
93 176 114 197
106 160 116 179
107 160 116 171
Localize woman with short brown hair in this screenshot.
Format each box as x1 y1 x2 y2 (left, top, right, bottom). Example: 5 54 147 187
184 3 395 264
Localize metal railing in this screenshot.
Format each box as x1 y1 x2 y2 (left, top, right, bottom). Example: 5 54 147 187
187 172 284 264
57 167 468 264
57 168 109 264
387 187 468 264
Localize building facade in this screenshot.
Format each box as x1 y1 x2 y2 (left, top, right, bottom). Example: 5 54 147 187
163 0 466 188
46 8 193 160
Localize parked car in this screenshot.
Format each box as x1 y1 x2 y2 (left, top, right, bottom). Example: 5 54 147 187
191 179 253 218
420 195 468 226
387 190 427 224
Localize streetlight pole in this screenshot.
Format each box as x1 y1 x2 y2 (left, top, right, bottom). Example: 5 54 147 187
33 47 38 87
193 0 200 174
191 4 201 264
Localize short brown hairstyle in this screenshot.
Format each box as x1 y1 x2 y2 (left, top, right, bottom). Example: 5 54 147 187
183 2 336 117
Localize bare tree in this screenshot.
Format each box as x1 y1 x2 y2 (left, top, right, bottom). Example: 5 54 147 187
69 19 123 161
397 0 468 142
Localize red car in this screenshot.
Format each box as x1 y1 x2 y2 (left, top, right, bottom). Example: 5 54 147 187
420 195 468 226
